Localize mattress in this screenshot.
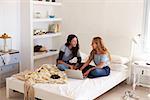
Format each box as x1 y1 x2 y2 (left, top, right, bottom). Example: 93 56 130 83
7 70 128 100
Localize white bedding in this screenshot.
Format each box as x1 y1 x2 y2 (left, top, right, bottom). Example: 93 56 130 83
6 70 128 100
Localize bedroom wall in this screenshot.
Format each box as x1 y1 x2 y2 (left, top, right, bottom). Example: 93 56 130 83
0 0 144 57
0 0 20 50
60 0 144 57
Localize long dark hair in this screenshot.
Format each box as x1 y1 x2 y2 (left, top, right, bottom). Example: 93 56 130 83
65 34 79 57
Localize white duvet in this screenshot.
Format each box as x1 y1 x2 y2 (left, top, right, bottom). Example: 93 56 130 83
32 70 128 100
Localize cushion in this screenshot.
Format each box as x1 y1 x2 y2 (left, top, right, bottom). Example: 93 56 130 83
80 52 88 62
111 55 129 64
110 63 128 71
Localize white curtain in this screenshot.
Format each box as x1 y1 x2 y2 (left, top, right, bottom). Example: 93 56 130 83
144 0 150 53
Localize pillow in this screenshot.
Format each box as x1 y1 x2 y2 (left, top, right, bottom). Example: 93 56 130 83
80 52 88 62
111 55 129 64
110 63 128 71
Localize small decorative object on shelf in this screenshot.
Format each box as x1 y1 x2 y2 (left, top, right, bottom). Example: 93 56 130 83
49 49 57 51
33 23 60 36
47 10 55 19
52 0 55 2
34 45 48 52
46 0 50 2
48 23 60 33
0 33 12 53
33 29 47 36
34 11 41 19
48 15 55 18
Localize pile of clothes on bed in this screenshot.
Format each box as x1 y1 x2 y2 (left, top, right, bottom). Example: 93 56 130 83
13 64 67 100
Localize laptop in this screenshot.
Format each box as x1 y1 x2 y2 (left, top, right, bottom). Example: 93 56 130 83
65 69 84 79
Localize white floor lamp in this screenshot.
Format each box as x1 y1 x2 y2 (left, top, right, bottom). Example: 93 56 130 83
128 34 141 84
123 34 141 100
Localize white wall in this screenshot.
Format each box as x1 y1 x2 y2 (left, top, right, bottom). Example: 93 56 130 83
0 0 144 57
61 0 144 57
0 0 20 50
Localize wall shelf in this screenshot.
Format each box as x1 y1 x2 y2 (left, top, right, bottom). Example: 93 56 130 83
33 33 62 39
34 51 59 60
33 1 62 6
33 18 62 22
20 0 62 70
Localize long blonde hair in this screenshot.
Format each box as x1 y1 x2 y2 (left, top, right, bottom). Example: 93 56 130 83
89 37 111 61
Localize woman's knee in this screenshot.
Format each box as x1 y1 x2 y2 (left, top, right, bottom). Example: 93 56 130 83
90 69 103 76
103 66 110 75
57 64 69 71
89 68 110 77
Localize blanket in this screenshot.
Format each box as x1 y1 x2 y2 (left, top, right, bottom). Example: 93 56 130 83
13 64 67 100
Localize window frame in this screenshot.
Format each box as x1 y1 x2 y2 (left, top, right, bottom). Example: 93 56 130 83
143 0 150 53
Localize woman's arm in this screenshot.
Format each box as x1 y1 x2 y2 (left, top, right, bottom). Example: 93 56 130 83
80 50 94 70
80 58 91 70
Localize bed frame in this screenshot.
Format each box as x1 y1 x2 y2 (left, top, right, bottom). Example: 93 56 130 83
6 70 129 100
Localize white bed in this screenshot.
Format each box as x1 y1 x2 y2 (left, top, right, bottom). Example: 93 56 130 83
6 69 129 100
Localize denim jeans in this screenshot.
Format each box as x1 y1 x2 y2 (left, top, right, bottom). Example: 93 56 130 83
78 63 110 78
57 62 80 71
57 63 110 78
57 64 69 71
88 66 110 78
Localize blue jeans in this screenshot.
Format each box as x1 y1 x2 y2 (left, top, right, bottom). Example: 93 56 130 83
88 66 110 78
57 64 69 71
57 62 80 71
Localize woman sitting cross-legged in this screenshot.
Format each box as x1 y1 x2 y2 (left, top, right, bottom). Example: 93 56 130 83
56 34 81 71
80 36 111 78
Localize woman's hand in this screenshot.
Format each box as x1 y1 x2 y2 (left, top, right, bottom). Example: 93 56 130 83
69 65 74 70
83 70 91 77
70 65 78 70
80 59 91 71
73 66 78 70
83 67 96 77
80 66 85 71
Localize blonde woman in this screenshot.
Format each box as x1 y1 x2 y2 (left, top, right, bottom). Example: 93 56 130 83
80 37 111 78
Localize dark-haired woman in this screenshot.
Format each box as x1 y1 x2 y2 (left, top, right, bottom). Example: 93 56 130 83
56 34 81 71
